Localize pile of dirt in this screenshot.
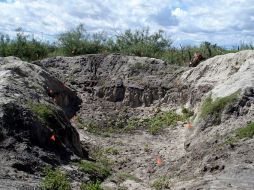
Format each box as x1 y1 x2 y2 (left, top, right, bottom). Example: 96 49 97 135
1 50 254 189
0 57 87 189
34 54 188 125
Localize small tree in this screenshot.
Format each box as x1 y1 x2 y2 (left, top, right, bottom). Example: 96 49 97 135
0 33 11 57
58 24 86 56
115 28 172 57
58 24 108 55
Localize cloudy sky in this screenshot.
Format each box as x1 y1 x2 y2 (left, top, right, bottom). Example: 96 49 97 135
0 0 253 47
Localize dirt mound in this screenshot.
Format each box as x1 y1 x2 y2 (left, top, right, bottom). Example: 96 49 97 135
0 57 87 189
1 50 254 189
34 54 188 125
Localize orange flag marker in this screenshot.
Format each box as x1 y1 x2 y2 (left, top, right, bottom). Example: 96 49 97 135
156 157 163 166
50 135 56 141
184 123 193 129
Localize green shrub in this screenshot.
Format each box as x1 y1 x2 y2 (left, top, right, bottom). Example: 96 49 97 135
40 167 71 190
0 30 51 61
146 111 183 135
200 92 239 119
115 28 172 58
152 176 170 190
58 24 107 56
80 181 102 190
236 122 254 139
0 25 253 64
76 160 110 180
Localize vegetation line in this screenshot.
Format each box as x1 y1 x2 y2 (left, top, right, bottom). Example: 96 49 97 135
1 24 253 63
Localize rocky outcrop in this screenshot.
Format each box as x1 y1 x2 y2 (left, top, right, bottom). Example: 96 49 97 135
0 57 86 189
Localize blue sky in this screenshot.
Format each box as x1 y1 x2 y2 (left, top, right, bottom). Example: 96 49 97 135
0 0 253 47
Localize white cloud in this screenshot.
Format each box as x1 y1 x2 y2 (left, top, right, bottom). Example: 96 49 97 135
0 0 253 46
172 8 187 17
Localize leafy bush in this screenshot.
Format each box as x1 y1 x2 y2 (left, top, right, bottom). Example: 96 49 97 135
58 24 107 56
1 24 253 64
114 28 172 58
0 30 51 61
40 167 71 190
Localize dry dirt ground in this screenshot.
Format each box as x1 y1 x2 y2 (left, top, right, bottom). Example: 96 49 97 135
78 123 188 190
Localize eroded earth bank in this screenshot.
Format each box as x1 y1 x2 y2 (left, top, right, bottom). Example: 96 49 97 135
0 50 254 189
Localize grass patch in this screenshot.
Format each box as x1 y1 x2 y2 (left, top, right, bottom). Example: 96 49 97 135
89 146 114 170
40 167 71 190
181 107 194 119
115 172 142 183
152 176 170 190
224 136 238 145
76 160 110 180
28 102 56 122
224 122 254 145
80 181 102 190
146 111 184 135
79 122 102 133
104 147 119 155
236 122 254 139
77 109 190 136
199 92 239 119
105 110 187 135
77 117 141 135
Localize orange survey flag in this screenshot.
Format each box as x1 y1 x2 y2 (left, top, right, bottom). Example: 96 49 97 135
184 123 193 129
50 135 56 141
156 156 163 166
